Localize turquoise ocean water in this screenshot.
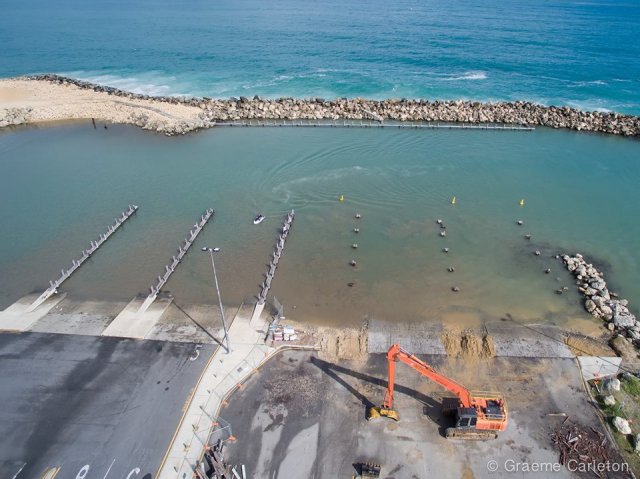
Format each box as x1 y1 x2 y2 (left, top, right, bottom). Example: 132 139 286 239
0 0 639 328
1 0 639 113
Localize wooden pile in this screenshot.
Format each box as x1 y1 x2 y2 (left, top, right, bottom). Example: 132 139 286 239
552 419 610 473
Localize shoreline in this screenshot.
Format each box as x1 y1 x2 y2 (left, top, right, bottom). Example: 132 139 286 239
0 74 637 137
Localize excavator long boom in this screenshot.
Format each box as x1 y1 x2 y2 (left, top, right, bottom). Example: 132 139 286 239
383 344 472 409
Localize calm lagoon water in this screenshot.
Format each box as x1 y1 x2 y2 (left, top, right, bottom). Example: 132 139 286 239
0 124 638 327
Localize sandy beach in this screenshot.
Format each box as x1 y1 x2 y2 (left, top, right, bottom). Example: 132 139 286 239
0 77 206 133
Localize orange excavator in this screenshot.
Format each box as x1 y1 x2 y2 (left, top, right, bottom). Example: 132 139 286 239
367 344 507 440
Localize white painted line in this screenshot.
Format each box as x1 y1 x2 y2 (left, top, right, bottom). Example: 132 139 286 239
11 463 26 479
102 459 116 479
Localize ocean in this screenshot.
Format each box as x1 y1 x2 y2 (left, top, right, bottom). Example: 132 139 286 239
1 0 639 113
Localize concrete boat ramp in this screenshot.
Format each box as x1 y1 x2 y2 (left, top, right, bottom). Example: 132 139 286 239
0 207 214 340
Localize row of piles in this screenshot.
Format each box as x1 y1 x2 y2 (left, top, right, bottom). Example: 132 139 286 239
258 210 294 303
149 208 214 296
44 204 138 295
347 213 361 286
436 219 460 292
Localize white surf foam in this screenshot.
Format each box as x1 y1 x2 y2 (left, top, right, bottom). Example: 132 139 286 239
443 70 488 81
60 71 194 97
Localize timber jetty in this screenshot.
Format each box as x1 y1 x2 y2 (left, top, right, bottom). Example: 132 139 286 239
6 75 638 137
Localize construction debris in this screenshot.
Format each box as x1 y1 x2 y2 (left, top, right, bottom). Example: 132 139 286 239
354 462 381 478
269 323 299 342
551 420 614 475
196 439 247 479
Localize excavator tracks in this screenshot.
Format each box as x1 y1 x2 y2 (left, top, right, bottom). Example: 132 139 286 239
445 428 498 441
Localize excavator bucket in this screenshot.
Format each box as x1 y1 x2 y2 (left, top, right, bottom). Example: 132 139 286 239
366 406 399 421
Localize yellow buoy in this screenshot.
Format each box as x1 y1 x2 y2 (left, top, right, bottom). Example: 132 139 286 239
451 196 456 205
519 198 525 207
339 195 345 202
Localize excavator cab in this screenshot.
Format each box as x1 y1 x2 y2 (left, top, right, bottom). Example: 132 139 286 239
445 398 506 440
455 408 479 429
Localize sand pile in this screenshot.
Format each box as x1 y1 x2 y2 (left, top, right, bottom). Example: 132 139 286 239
564 334 614 357
316 323 368 361
442 328 496 359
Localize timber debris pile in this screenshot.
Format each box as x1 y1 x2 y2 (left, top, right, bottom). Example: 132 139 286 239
196 440 247 479
551 420 615 476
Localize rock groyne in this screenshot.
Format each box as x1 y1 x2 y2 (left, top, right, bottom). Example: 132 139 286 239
2 74 639 137
562 254 638 342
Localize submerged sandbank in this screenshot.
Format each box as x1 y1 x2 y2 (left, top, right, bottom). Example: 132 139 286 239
0 74 638 136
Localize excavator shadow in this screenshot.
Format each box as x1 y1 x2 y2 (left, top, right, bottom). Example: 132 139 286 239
310 356 452 436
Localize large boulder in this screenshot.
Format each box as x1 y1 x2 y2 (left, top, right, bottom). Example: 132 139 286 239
613 304 637 328
603 377 621 392
604 395 616 406
613 416 632 435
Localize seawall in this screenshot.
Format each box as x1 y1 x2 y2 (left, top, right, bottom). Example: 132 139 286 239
1 74 638 137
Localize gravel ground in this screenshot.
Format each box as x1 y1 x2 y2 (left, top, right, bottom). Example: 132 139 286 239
221 350 615 478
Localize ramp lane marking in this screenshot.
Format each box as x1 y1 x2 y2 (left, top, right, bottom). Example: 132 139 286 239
11 463 26 479
103 459 116 479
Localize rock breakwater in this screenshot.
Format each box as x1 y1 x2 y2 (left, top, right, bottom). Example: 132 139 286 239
562 254 638 342
10 74 639 137
0 107 32 128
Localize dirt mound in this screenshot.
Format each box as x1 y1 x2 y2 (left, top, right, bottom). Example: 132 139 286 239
317 323 368 361
442 328 496 359
565 334 615 357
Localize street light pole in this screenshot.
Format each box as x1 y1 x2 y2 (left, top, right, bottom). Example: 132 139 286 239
206 247 230 353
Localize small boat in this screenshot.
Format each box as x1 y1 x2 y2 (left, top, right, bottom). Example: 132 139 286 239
253 214 265 225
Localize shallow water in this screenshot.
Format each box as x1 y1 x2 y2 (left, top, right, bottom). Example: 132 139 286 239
0 124 638 328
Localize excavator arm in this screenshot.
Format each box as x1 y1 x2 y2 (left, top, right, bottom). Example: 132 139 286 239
383 344 472 408
367 344 472 421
